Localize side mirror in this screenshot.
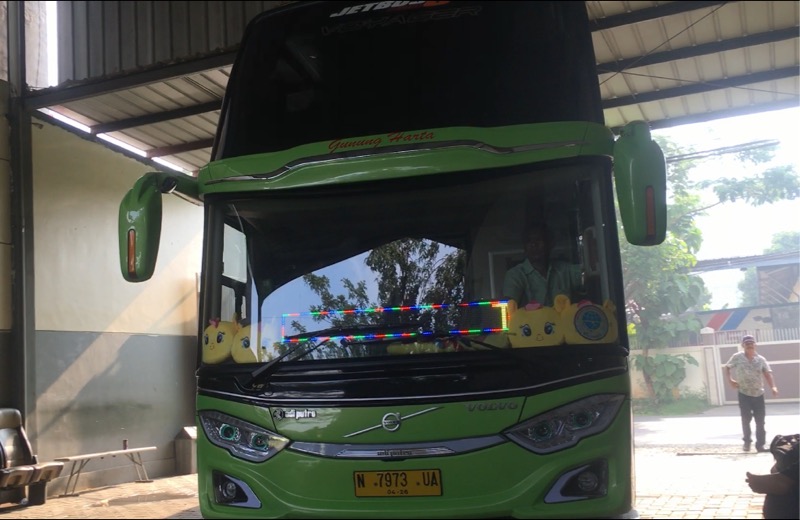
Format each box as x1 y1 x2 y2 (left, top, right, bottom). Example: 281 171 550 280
118 173 163 282
118 172 201 282
613 121 667 246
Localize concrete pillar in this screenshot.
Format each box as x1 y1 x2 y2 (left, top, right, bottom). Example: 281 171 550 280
0 82 11 406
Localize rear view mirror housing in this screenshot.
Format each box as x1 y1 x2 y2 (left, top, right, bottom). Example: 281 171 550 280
118 172 200 282
119 173 163 282
613 121 667 246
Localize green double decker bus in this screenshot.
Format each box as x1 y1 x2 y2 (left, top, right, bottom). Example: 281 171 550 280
119 1 667 518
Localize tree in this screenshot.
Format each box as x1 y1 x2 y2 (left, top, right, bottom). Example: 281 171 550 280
621 135 710 352
624 137 799 347
738 231 800 306
623 134 798 399
287 239 465 359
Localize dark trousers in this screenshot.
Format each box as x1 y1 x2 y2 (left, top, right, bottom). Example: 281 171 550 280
737 392 766 446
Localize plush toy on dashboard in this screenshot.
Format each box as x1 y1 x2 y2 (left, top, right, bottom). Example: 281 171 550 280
231 323 259 363
202 317 238 364
507 295 569 348
561 298 619 344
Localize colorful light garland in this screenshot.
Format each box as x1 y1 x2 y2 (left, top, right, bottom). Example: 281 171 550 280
280 300 508 343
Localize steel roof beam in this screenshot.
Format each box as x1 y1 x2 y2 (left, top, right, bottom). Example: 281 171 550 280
689 251 800 273
33 110 173 172
597 27 800 73
23 51 236 110
146 138 215 158
609 99 800 134
603 67 799 109
90 101 221 134
590 1 729 31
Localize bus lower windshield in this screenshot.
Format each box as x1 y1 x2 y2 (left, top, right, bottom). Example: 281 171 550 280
201 159 625 370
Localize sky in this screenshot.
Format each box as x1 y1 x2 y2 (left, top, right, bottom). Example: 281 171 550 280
652 106 800 309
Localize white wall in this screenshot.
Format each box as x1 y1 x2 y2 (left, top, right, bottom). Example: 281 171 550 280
0 113 203 490
32 122 203 335
630 346 709 400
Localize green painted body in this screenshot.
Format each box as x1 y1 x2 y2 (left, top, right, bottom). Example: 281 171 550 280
116 3 668 517
116 119 666 517
612 122 668 245
196 375 633 519
196 123 616 193
118 121 664 282
118 172 163 282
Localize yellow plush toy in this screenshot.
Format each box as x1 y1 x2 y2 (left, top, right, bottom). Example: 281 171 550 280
202 318 238 364
507 295 569 348
561 298 619 344
231 324 260 363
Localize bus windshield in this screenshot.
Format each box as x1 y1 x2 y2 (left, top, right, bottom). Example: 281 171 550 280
213 0 602 160
201 159 625 369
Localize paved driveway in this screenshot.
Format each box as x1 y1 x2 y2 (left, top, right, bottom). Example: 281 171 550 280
1 403 797 519
633 401 799 519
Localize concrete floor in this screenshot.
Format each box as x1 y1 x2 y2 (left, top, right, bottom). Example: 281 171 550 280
2 403 797 519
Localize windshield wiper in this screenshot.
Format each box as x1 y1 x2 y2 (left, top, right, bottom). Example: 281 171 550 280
419 329 504 350
241 323 420 389
282 322 420 342
241 338 325 389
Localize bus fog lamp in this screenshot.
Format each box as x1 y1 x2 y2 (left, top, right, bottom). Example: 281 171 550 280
545 459 608 503
576 470 599 491
221 480 238 500
211 472 261 509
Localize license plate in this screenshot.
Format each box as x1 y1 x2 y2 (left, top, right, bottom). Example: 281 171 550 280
354 469 442 497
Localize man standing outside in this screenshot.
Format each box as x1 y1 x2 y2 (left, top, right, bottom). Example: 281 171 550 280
725 334 779 452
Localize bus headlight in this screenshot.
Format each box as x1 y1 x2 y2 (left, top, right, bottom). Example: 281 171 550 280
505 394 624 454
199 410 289 462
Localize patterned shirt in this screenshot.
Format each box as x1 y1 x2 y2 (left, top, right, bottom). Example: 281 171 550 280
725 351 772 397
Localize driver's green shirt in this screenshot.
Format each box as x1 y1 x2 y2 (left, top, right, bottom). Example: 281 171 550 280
502 259 579 307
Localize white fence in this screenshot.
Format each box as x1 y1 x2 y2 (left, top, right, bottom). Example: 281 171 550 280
629 339 800 405
630 328 800 350
704 328 800 345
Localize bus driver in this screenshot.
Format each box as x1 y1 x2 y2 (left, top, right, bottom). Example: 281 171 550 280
502 223 580 309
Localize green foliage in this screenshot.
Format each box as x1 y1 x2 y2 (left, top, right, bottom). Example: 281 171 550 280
287 239 466 359
737 230 800 306
620 135 710 348
633 392 711 416
765 231 800 253
703 165 800 205
738 268 759 307
739 231 800 305
631 353 699 404
622 134 798 351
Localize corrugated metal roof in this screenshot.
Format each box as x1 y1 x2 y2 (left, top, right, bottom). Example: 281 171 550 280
591 1 799 130
24 1 800 174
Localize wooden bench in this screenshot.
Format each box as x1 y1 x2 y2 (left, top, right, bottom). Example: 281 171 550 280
0 408 64 506
54 446 156 496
